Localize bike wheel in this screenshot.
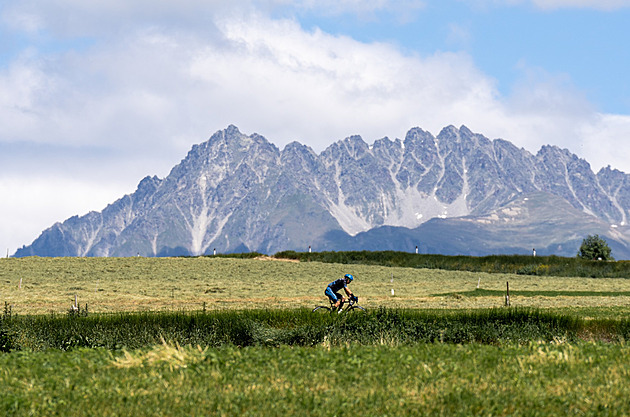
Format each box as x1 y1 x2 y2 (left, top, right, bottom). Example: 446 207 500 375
348 305 366 312
312 306 332 313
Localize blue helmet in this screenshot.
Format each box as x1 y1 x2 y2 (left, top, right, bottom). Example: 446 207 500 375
344 274 354 282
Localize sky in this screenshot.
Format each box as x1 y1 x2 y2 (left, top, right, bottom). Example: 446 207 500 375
1 0 630 255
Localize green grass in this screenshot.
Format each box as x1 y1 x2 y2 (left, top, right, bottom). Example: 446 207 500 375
4 307 630 352
2 342 630 416
443 288 630 297
2 255 630 415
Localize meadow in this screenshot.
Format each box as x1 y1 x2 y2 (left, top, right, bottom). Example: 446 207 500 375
2 255 630 416
2 255 630 316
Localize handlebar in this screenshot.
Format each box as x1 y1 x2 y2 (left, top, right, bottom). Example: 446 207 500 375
341 296 359 306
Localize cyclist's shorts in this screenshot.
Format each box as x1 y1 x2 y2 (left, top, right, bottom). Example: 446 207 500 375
325 287 341 302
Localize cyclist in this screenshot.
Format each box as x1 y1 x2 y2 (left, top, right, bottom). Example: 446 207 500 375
325 274 357 312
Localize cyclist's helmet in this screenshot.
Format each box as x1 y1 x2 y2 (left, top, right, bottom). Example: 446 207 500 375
344 274 354 282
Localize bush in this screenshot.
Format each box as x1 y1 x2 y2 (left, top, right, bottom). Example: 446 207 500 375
273 250 630 278
578 234 613 261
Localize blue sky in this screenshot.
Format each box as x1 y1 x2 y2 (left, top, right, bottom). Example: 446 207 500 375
296 2 630 114
1 0 630 254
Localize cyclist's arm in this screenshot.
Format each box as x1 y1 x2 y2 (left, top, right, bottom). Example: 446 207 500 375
344 287 353 297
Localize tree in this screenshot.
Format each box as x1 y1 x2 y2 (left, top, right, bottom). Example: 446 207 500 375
578 234 613 261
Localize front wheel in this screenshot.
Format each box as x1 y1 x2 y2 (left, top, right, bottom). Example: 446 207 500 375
312 306 332 313
347 305 366 312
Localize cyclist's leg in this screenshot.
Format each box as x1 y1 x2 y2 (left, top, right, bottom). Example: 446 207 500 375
334 292 344 310
325 287 341 309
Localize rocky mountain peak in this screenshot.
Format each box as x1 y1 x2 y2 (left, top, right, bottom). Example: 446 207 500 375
14 124 630 258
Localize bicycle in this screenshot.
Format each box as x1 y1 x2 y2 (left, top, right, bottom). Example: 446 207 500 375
312 296 366 313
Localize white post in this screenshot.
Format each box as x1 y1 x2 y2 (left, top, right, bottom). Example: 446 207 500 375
213 248 216 256
19 277 22 290
415 245 418 254
390 273 394 296
505 282 510 307
533 248 536 257
309 245 312 253
477 276 481 289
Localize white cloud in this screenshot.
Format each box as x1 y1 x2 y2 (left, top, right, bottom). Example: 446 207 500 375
289 0 426 17
1 11 500 151
469 0 630 10
0 176 130 254
580 114 630 173
1 0 426 37
528 0 630 10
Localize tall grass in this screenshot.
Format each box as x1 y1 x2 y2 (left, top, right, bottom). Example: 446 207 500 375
275 250 630 278
2 308 626 352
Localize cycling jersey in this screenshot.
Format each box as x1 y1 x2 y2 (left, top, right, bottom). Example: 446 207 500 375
327 278 347 292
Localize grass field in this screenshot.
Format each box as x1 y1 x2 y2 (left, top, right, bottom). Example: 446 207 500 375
3 342 630 416
2 256 630 416
2 256 630 318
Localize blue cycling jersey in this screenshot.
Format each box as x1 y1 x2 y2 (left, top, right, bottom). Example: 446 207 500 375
327 279 347 292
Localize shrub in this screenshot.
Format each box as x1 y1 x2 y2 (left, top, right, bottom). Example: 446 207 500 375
578 234 613 261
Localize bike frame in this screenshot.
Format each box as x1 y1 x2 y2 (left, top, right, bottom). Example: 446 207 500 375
312 296 366 313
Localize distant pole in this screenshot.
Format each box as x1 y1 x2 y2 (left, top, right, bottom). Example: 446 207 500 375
213 248 216 256
505 281 510 307
309 245 312 253
415 245 418 254
532 248 536 257
390 272 394 296
18 277 22 290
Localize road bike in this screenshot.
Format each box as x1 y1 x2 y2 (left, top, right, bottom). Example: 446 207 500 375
312 296 366 313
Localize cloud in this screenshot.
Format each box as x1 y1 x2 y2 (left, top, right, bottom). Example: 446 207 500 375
580 114 630 174
1 0 426 37
467 0 630 10
528 0 630 10
0 175 130 253
191 15 500 146
0 11 500 152
288 0 426 18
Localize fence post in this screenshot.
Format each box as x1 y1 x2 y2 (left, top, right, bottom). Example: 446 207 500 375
505 281 510 306
390 272 394 296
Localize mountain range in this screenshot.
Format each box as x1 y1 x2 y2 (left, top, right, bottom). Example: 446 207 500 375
14 124 630 259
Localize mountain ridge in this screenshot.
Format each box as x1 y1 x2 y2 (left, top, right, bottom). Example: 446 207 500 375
14 124 630 258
